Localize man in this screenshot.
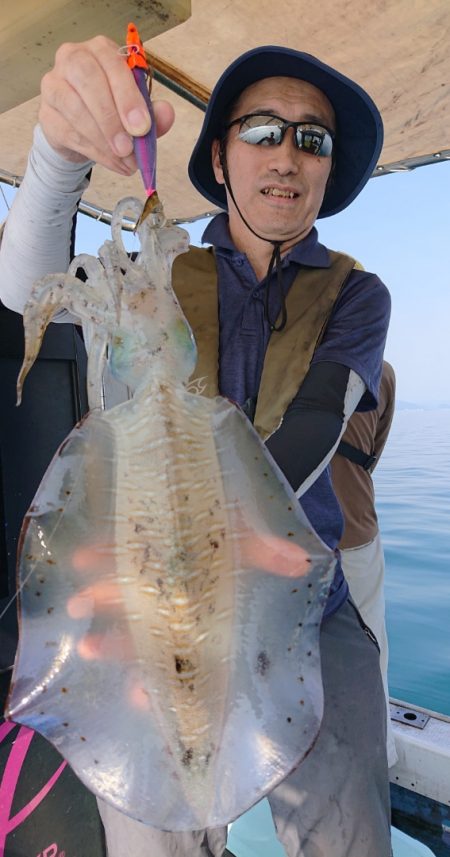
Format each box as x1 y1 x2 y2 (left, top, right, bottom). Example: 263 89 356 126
0 40 391 857
331 359 397 766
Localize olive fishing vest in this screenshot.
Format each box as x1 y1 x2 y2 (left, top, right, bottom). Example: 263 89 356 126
172 246 356 440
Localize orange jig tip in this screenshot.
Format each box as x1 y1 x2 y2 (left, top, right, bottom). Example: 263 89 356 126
126 22 148 70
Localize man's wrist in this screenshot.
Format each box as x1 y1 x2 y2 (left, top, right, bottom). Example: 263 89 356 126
32 124 94 191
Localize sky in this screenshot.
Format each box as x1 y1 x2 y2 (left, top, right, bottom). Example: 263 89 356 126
1 159 449 405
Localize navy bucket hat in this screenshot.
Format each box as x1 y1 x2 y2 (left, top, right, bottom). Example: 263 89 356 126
188 46 383 218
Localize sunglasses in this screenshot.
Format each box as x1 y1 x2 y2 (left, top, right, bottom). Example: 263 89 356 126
226 112 335 157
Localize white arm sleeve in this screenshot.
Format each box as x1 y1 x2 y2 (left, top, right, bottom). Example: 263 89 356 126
0 125 93 319
295 369 365 498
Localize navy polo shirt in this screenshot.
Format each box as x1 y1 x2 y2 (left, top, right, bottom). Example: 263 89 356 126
202 213 390 617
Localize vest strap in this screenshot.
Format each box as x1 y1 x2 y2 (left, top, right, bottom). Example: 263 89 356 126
336 440 377 471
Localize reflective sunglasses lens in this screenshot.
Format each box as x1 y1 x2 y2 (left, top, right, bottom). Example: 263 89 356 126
296 127 333 156
235 115 333 156
238 116 283 146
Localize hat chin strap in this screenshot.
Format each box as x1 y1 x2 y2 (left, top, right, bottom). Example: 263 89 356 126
219 141 305 333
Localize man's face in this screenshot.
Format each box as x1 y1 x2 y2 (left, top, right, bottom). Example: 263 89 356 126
212 76 335 248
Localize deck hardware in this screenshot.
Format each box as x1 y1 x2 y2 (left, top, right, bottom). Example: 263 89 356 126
390 704 430 730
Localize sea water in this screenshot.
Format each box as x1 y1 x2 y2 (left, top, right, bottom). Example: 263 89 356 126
374 408 450 716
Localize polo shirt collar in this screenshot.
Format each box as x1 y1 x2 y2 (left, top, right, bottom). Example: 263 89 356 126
202 212 331 268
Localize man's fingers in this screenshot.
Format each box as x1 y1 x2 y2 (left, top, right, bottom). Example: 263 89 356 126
87 39 176 139
40 38 143 165
71 543 117 575
241 532 311 577
61 40 147 152
82 36 151 137
153 100 176 138
263 541 311 577
77 631 133 662
39 102 135 174
66 581 122 619
52 43 135 158
40 37 175 168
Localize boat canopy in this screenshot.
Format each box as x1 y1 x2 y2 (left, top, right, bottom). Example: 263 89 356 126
1 0 449 221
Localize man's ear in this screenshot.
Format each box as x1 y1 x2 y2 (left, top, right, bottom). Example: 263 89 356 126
211 139 225 185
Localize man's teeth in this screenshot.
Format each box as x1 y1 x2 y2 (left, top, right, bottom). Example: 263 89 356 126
263 188 296 198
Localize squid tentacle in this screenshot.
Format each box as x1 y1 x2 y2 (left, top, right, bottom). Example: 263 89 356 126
18 273 114 403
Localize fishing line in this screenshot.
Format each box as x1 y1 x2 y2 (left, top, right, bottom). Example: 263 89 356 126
0 563 38 622
118 43 140 57
0 182 11 212
0 430 92 623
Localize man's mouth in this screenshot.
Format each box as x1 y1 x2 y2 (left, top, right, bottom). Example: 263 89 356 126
261 187 299 199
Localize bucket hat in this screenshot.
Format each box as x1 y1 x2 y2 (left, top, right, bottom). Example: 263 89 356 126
188 46 383 218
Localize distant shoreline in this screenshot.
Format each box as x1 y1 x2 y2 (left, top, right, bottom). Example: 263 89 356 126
396 401 450 411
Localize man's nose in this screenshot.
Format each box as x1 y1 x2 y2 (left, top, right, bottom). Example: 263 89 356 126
267 129 299 174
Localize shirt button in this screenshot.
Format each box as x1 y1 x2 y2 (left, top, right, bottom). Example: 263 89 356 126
234 258 244 267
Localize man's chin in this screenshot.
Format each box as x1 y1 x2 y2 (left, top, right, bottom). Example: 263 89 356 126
227 200 314 248
256 218 313 245
253 200 315 242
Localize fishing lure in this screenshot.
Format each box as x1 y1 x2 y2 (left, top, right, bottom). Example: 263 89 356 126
5 51 335 828
126 22 160 223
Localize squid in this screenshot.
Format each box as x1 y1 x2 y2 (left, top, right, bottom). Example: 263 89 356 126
5 197 335 830
5 23 335 832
